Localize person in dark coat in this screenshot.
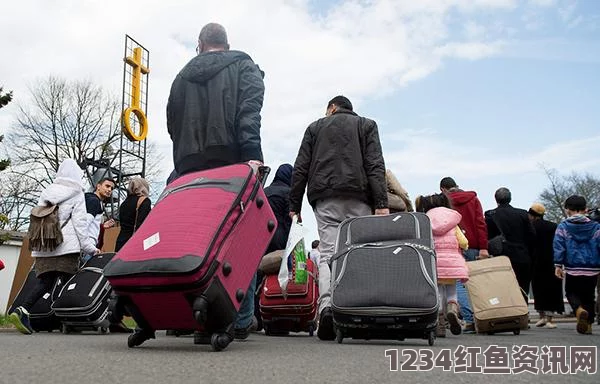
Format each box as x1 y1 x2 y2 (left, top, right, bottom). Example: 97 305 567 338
115 178 152 252
485 187 536 304
108 178 152 334
167 23 265 176
289 95 388 341
264 164 293 253
254 163 294 331
528 203 564 329
163 23 265 344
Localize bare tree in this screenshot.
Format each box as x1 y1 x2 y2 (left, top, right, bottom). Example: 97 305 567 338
1 76 163 230
0 86 13 171
0 173 39 231
7 77 122 183
538 166 600 223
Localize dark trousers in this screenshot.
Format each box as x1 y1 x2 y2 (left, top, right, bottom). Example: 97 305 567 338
22 271 71 311
565 274 598 325
511 261 531 305
254 270 264 330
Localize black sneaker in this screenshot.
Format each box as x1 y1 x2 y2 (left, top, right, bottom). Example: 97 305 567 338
317 308 335 341
234 316 258 340
9 307 33 335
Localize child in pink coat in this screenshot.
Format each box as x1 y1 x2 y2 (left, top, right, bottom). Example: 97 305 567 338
416 193 469 336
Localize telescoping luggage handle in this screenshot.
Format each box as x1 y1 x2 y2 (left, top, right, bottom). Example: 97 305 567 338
257 165 271 186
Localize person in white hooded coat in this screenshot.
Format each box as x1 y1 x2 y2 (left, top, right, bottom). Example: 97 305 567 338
9 159 99 334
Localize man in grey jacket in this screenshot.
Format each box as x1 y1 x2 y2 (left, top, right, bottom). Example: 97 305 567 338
289 96 389 341
166 23 265 342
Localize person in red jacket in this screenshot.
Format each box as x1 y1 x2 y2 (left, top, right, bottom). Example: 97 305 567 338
440 177 489 333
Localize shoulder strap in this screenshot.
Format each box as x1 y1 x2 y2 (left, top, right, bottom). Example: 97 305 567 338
60 206 74 229
490 212 505 237
136 196 147 210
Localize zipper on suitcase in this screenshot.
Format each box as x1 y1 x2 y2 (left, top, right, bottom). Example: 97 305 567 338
157 178 245 202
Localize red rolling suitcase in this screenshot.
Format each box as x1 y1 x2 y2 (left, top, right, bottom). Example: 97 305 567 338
259 259 318 336
103 164 276 350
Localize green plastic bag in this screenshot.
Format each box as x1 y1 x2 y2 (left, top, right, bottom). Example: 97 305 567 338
292 236 307 284
278 216 307 294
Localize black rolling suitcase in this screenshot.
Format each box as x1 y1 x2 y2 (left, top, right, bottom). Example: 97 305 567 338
51 252 115 334
330 212 439 345
8 269 65 332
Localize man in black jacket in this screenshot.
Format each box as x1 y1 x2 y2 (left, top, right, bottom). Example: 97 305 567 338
289 96 388 341
166 23 265 341
167 23 265 176
485 187 536 304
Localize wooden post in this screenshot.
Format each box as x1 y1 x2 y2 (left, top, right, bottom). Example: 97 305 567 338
6 237 33 314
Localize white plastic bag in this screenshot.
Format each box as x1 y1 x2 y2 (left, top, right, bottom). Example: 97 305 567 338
277 215 306 296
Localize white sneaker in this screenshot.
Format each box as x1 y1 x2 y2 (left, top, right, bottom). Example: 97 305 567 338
545 322 557 329
535 318 547 327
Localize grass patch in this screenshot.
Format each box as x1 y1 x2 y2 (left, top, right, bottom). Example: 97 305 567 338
0 314 136 329
0 314 14 328
123 317 137 329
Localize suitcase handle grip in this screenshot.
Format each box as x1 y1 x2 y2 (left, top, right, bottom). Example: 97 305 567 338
258 166 271 186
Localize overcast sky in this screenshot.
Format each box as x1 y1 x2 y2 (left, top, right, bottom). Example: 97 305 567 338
1 0 599 243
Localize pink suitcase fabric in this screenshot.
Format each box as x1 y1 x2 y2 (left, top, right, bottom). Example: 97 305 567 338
103 164 277 333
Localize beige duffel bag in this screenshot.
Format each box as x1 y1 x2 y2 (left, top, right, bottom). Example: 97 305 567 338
259 250 284 275
386 169 413 212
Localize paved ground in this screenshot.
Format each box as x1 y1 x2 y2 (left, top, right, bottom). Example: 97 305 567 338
1 322 598 384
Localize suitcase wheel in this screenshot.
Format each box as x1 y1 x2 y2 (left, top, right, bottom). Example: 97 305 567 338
335 329 343 344
192 297 209 325
61 324 71 335
98 327 108 334
428 331 435 346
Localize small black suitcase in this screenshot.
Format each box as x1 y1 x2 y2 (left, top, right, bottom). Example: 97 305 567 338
51 252 115 334
8 269 65 332
330 213 439 345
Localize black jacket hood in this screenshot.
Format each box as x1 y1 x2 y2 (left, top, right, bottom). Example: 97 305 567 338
180 50 254 83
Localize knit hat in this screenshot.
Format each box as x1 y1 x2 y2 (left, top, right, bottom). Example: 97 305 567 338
528 203 545 217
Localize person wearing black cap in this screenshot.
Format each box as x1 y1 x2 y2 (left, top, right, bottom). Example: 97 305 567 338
554 195 600 334
289 95 388 341
528 203 564 329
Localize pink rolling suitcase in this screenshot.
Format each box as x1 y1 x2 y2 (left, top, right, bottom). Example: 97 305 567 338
103 164 276 350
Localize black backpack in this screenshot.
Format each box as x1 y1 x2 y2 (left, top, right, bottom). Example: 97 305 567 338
27 203 71 252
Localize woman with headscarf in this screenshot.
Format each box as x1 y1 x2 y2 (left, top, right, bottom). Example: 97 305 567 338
9 159 100 334
115 177 151 252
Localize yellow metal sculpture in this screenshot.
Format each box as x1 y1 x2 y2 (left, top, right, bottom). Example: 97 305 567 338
121 47 149 141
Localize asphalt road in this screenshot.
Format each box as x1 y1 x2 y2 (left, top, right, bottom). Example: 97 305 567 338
1 322 599 384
